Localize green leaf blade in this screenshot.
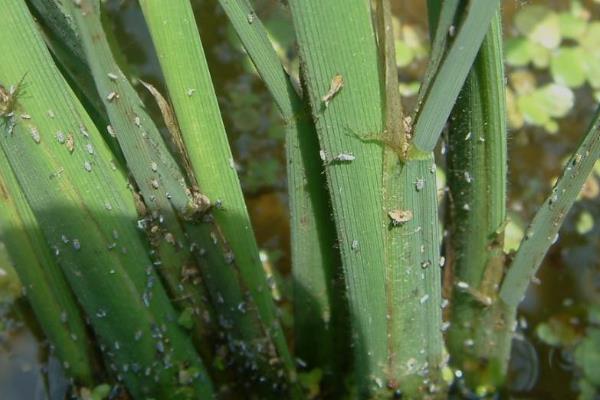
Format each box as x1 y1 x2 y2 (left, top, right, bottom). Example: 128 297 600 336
412 0 502 153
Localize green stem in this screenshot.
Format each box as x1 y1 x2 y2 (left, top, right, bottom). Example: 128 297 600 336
386 156 446 397
216 0 342 379
287 0 388 395
376 2 445 396
444 10 509 390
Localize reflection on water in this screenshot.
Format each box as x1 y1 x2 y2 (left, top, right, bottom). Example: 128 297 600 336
0 306 48 399
1 0 599 398
508 336 539 393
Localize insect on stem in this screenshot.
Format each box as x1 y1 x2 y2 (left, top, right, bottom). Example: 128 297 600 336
0 74 28 121
321 74 344 108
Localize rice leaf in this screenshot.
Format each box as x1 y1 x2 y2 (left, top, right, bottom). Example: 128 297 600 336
138 0 298 391
287 0 389 393
216 0 343 377
0 1 213 397
0 148 97 386
500 106 600 308
411 0 502 153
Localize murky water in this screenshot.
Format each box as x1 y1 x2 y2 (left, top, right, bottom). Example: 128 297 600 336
1 0 599 398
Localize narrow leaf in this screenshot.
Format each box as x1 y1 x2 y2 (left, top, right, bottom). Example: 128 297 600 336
216 0 342 376
411 0 502 153
61 0 218 358
0 2 213 396
500 106 600 308
287 0 388 393
444 10 511 388
138 0 298 390
0 149 96 385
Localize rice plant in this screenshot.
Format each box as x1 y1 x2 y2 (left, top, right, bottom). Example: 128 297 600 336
0 0 598 399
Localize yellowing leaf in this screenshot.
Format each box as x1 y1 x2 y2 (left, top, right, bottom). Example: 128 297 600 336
537 84 575 118
515 5 561 49
516 84 574 130
550 47 587 88
398 81 420 97
506 88 524 129
504 217 525 253
559 12 587 40
584 55 600 89
581 22 600 56
536 319 580 347
576 211 594 235
395 40 414 67
575 329 600 386
505 37 533 66
510 70 537 95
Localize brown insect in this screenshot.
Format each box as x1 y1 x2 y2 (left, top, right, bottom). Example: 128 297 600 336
322 74 344 108
388 209 413 226
0 74 26 119
65 133 75 153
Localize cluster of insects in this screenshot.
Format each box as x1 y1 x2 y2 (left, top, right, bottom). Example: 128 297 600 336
0 75 26 135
